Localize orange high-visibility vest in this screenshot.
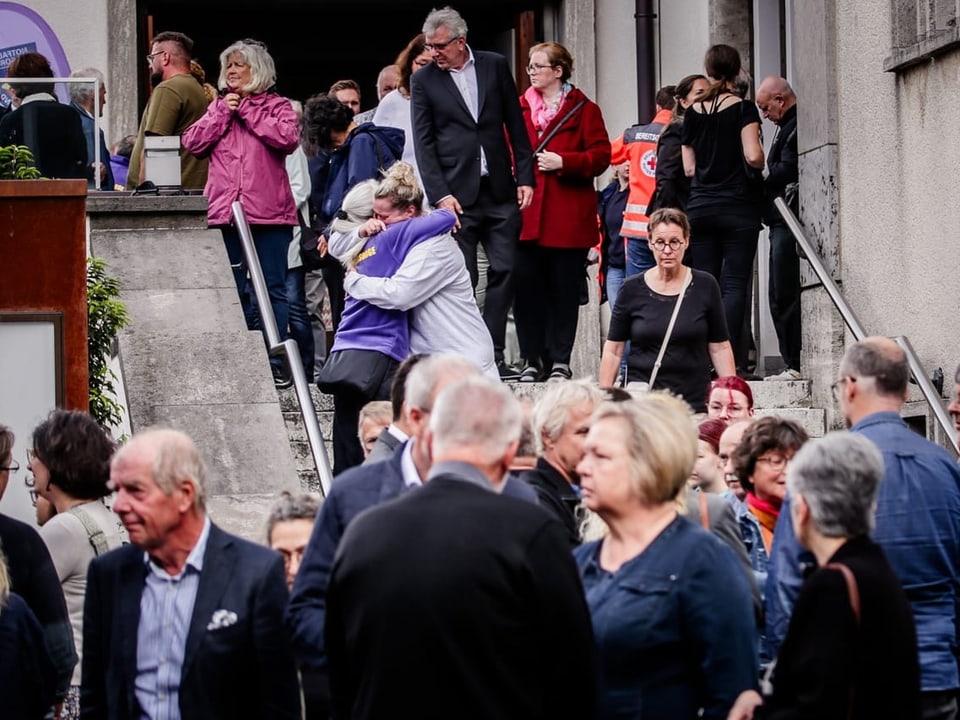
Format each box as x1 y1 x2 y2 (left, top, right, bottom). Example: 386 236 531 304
610 108 673 240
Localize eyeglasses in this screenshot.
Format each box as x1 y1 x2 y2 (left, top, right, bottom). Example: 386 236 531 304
526 63 554 74
756 455 792 471
830 376 854 401
650 238 684 251
424 36 460 52
146 51 165 64
0 460 18 473
23 474 38 504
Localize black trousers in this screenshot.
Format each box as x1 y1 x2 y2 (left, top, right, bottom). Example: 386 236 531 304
456 180 522 361
330 359 396 475
768 223 802 371
513 243 588 366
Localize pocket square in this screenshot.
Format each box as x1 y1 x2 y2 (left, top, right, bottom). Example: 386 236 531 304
206 609 238 631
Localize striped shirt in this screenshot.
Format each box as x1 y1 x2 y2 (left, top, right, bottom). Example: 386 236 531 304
135 516 211 720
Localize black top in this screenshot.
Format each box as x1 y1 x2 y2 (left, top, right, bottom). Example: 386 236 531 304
648 121 689 214
518 457 581 547
763 104 799 225
326 475 596 720
0 98 87 179
608 269 728 412
0 592 56 720
0 513 76 700
681 96 761 217
599 180 628 269
759 535 921 720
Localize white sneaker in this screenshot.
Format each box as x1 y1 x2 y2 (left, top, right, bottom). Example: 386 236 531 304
764 368 802 381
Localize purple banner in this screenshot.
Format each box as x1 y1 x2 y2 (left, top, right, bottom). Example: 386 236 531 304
0 2 71 107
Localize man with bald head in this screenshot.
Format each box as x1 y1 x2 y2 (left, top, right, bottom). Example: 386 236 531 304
756 76 801 381
767 338 960 719
355 65 401 124
81 429 301 720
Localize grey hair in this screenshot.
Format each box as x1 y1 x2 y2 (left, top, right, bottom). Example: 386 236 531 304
329 180 378 265
112 428 207 511
423 6 468 39
786 431 884 538
69 67 104 104
533 379 604 455
265 491 320 543
429 377 521 464
839 339 909 398
954 363 960 385
218 39 276 95
405 353 480 411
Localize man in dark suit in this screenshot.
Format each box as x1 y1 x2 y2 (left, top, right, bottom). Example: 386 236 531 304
80 429 301 720
325 376 595 719
287 353 537 719
411 7 535 379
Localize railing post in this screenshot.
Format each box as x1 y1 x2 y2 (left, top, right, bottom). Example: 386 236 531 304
231 201 334 495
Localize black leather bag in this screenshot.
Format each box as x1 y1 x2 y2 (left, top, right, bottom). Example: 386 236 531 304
298 210 327 271
316 348 394 397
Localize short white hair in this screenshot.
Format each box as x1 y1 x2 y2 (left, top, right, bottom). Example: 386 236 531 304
423 6 468 38
69 67 104 104
533 379 603 454
429 377 521 464
405 353 480 411
112 428 207 511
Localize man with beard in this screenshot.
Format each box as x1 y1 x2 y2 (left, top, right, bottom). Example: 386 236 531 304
126 31 210 189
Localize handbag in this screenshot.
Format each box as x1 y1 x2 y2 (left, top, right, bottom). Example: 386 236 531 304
316 348 394 397
626 268 693 395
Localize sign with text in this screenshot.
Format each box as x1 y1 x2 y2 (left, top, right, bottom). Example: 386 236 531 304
0 2 71 107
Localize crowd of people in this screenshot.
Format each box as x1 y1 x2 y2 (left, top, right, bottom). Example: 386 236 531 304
3 336 960 720
4 5 960 720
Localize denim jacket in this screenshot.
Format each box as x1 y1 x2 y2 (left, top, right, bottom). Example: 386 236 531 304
575 516 757 719
767 412 960 692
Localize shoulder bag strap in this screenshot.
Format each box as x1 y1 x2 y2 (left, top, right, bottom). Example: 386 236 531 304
534 99 587 155
68 505 110 556
648 268 693 389
698 491 710 530
824 561 861 720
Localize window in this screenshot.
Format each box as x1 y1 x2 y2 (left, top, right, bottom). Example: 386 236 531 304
885 0 960 71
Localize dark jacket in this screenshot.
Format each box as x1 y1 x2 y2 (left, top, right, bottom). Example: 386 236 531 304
70 100 114 190
0 96 87 179
519 457 581 547
0 593 56 720
0 513 76 702
411 50 534 207
326 470 596 720
763 104 798 226
648 120 689 214
759 536 921 720
80 523 301 720
319 123 404 228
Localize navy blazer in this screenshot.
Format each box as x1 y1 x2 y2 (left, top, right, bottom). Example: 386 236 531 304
80 523 301 720
411 50 534 207
287 442 539 671
71 101 114 190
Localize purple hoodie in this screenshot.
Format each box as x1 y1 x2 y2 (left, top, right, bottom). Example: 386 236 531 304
331 209 457 361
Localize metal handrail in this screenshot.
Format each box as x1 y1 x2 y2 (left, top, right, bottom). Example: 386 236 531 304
775 197 959 453
231 201 334 495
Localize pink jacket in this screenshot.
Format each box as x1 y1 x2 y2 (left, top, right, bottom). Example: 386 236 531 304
183 91 300 226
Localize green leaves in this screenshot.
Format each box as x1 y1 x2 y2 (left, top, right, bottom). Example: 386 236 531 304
0 144 43 180
87 258 129 429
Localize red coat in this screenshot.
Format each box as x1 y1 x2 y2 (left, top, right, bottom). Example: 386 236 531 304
520 86 611 248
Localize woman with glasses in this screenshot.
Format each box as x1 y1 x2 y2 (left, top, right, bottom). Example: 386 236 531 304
706 375 755 421
729 415 808 666
182 39 301 388
514 41 610 383
27 410 127 720
575 393 758 719
599 207 736 412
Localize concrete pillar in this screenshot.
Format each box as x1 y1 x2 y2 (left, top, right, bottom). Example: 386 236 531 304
562 0 598 101
792 0 845 429
107 0 138 147
708 0 753 71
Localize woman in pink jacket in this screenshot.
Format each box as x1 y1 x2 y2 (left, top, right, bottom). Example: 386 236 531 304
183 39 300 386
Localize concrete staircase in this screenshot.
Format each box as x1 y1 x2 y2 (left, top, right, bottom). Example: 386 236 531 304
281 378 826 490
87 195 300 540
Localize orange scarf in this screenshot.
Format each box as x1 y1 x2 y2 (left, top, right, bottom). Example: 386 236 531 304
746 492 780 554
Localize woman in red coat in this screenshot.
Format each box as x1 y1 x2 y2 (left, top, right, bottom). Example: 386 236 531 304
516 42 611 382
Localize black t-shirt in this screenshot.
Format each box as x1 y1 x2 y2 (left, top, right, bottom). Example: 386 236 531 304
681 96 761 215
608 269 729 412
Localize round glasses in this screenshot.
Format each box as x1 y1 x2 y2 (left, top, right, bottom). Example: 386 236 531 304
0 459 19 473
651 238 684 251
526 63 555 74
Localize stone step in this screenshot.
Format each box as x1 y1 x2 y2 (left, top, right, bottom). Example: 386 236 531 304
753 406 826 437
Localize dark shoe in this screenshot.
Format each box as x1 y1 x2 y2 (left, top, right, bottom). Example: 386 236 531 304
272 365 293 390
497 360 521 381
518 360 543 383
548 363 573 382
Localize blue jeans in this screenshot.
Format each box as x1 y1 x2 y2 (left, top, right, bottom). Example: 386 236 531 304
626 239 656 279
221 225 290 369
605 265 626 310
286 267 315 378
